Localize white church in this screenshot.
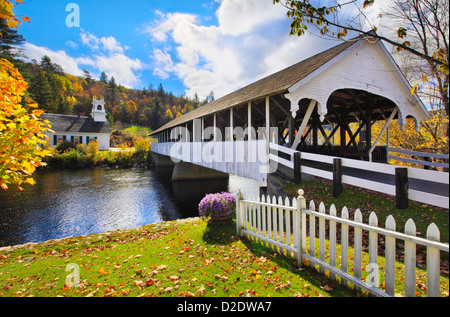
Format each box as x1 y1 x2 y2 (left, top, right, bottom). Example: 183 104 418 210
43 96 112 151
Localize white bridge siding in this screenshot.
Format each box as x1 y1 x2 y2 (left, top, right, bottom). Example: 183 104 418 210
152 141 269 182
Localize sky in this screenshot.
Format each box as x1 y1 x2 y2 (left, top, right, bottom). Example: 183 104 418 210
13 0 386 100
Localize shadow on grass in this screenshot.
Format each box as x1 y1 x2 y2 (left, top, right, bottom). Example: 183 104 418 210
202 219 237 245
201 217 355 297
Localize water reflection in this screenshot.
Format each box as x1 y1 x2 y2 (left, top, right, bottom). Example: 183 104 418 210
0 167 264 246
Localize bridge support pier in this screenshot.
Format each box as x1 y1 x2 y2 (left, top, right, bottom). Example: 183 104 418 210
149 152 175 167
172 161 229 181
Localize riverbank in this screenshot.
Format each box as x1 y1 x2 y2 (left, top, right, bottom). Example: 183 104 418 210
42 141 150 170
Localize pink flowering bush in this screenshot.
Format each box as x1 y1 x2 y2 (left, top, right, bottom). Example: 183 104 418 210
198 192 236 224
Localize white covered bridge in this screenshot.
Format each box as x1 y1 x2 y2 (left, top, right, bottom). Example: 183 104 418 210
150 34 449 209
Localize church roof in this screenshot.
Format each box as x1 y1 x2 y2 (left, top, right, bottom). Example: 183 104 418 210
43 113 111 134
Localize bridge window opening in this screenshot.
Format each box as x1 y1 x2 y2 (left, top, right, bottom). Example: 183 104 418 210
290 89 397 162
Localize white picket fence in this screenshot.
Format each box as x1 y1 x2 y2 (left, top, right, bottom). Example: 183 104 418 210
235 189 449 297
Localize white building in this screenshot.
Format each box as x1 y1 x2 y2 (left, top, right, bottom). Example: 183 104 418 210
43 96 111 151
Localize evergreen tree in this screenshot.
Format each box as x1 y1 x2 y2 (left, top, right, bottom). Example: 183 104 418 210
207 91 215 102
83 69 93 85
100 71 108 83
193 93 200 105
29 69 54 112
0 18 25 61
108 76 117 106
157 83 165 96
40 55 55 73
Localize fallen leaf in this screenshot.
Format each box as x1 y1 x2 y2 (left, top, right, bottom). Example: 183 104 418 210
322 283 334 292
134 280 144 287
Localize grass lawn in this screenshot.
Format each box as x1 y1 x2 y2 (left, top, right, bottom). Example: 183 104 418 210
0 179 448 298
0 218 355 298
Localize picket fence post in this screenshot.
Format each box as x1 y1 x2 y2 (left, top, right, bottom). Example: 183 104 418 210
295 189 304 267
319 202 326 274
354 209 363 293
368 212 378 287
236 188 242 237
404 219 416 297
341 207 349 287
329 204 337 280
309 200 316 260
426 223 440 297
385 215 396 296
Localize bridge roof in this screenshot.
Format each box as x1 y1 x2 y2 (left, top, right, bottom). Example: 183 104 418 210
151 36 361 135
151 33 427 135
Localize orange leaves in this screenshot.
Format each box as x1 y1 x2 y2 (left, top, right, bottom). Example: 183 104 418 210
203 257 215 265
1 58 52 191
98 267 110 275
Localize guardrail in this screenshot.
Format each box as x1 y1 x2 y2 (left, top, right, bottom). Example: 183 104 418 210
388 148 449 169
269 143 449 209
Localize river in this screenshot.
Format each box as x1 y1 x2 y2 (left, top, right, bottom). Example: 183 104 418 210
0 167 265 247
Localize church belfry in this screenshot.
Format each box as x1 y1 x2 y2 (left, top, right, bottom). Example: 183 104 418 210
92 96 106 122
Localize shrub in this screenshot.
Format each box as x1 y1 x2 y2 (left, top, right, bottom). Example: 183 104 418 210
78 140 100 164
55 141 77 153
46 148 89 169
133 137 151 164
198 192 236 224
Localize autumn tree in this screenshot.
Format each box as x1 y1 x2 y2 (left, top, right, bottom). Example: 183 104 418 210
0 57 52 190
126 100 137 123
274 0 448 71
0 0 52 190
275 0 449 151
165 108 174 120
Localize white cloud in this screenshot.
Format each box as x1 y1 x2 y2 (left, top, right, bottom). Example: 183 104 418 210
65 40 78 49
152 48 175 79
100 36 124 54
216 0 285 36
23 43 88 76
146 0 335 99
23 31 143 88
80 30 126 54
95 53 142 87
80 31 101 50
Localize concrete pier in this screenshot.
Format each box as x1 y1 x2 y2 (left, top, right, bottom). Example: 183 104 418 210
172 161 229 181
149 152 175 167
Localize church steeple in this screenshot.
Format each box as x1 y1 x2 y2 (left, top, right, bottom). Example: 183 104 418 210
91 96 106 122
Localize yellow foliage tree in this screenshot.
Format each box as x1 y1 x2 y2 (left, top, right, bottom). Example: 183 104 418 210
126 100 137 115
372 112 449 168
0 58 52 190
0 0 29 29
165 108 173 119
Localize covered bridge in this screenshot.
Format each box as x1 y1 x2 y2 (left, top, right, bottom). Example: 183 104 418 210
150 33 429 182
